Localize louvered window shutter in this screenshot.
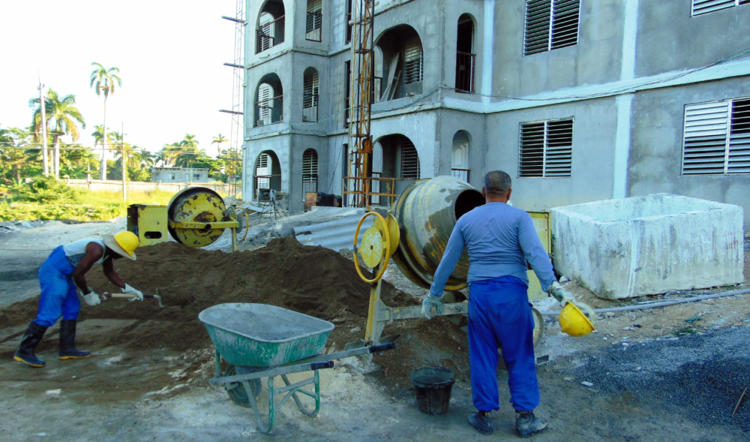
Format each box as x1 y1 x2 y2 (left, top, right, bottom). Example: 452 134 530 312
400 140 420 178
403 44 423 84
520 119 572 177
520 122 545 177
524 0 550 55
551 0 579 50
302 149 318 193
691 0 736 15
682 101 730 174
545 119 573 176
524 0 579 55
729 98 750 173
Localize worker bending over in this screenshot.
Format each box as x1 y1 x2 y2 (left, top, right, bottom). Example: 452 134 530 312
14 231 144 368
424 170 569 438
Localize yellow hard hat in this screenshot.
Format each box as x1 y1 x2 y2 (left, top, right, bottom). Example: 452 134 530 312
559 302 595 337
105 231 139 260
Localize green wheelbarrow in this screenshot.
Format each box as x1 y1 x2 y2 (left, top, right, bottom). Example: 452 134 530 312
199 303 395 434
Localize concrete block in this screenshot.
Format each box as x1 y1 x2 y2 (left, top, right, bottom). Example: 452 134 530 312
550 194 744 299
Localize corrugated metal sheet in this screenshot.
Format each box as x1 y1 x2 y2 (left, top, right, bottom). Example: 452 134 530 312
293 210 372 251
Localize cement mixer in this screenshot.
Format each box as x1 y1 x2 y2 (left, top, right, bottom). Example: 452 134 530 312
353 175 594 344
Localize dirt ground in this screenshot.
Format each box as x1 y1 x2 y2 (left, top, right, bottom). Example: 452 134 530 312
0 219 748 441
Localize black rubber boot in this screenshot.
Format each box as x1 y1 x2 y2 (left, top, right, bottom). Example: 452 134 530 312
59 319 90 360
467 411 493 435
13 322 47 367
516 411 548 438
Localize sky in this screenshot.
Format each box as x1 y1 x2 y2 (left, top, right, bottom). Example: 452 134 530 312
0 0 239 157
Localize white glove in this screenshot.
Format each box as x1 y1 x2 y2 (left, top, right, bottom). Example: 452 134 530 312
122 283 144 301
548 281 574 306
83 291 101 306
421 296 443 320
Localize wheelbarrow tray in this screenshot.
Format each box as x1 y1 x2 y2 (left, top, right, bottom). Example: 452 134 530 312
199 303 334 367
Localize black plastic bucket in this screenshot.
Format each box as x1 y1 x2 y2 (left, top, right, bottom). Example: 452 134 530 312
410 366 455 415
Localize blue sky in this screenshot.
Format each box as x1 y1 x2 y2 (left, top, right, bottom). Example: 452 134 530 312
0 0 238 156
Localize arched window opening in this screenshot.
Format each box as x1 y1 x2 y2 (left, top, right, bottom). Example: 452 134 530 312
256 0 285 54
455 14 475 93
452 130 471 182
254 150 282 201
303 68 319 122
377 25 423 101
306 0 322 42
302 149 318 195
255 74 283 127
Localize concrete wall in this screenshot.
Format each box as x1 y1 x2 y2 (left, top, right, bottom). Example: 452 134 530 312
66 179 230 195
636 1 750 76
628 77 750 227
551 194 745 299
485 98 620 212
493 0 625 97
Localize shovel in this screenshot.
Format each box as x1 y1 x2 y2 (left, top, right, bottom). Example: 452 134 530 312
102 289 164 308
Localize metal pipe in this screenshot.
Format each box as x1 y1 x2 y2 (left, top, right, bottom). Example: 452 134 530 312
539 287 750 317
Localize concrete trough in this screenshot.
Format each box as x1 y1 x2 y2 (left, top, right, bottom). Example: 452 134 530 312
550 193 744 299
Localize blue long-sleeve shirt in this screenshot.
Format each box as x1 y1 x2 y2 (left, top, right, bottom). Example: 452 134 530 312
429 202 556 297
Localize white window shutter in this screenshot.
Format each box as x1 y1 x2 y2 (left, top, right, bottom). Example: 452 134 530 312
682 101 730 174
691 0 736 16
729 98 750 173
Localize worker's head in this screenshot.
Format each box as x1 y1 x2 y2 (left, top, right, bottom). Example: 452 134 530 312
483 170 512 202
104 231 139 261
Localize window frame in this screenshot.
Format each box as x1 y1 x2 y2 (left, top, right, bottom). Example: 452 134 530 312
681 97 750 175
523 0 580 56
518 117 574 178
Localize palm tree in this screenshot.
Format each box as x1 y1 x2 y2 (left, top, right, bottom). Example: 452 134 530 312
30 89 85 179
0 127 36 184
211 133 228 158
158 142 182 167
90 62 121 180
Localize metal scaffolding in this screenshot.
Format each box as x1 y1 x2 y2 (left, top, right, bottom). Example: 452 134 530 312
344 0 375 208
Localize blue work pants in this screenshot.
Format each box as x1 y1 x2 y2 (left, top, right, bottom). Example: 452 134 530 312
34 246 81 327
468 275 540 412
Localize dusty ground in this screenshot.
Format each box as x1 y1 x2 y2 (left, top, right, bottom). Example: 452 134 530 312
0 219 748 441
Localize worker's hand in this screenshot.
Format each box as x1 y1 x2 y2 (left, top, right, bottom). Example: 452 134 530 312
82 291 101 306
421 296 443 320
548 281 574 306
122 283 144 301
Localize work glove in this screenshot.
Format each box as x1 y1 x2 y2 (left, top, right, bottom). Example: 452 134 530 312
548 281 574 306
82 291 101 306
421 295 444 320
122 283 144 301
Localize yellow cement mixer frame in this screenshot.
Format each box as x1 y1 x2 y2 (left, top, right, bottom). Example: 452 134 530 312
353 209 544 345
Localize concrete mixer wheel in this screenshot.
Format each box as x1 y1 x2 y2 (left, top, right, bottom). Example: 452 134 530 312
353 211 391 284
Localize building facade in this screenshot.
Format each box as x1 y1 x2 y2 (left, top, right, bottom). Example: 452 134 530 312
241 0 750 226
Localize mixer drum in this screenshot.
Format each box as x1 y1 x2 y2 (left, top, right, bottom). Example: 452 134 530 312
391 176 485 290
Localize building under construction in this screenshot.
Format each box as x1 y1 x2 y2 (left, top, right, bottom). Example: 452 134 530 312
240 0 750 228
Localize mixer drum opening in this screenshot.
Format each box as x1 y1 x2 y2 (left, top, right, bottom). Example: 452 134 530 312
455 189 485 219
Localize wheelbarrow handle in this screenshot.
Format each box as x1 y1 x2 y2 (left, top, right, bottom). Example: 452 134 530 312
368 342 396 353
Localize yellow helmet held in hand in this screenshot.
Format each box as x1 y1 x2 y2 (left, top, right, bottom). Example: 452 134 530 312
105 231 139 261
559 302 595 337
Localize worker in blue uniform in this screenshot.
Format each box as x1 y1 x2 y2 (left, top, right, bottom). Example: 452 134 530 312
13 231 144 368
424 170 568 438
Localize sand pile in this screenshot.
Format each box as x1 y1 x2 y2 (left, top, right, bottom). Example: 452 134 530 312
0 236 470 389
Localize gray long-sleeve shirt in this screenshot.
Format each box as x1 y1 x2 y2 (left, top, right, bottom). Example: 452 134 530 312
429 202 556 297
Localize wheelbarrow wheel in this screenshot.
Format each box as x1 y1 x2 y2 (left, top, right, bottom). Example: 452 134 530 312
223 365 261 407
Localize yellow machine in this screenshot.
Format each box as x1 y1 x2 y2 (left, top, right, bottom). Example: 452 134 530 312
128 187 247 251
352 176 595 345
